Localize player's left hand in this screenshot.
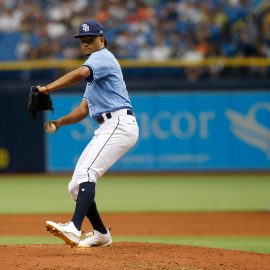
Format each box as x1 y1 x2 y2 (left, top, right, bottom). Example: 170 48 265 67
27 86 54 119
37 86 49 95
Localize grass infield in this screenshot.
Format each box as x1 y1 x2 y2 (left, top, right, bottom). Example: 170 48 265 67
0 174 269 254
0 174 269 213
0 236 270 254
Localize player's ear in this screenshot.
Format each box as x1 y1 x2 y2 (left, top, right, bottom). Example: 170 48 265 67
99 36 107 48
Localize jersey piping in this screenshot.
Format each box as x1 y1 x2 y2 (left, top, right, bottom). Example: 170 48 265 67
87 117 120 181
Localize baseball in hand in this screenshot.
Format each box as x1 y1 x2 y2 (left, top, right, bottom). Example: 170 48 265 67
45 122 56 133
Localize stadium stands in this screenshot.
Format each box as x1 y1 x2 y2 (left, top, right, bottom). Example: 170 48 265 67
0 0 270 61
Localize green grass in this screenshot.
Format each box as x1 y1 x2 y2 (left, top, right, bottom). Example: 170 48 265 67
1 174 270 254
0 174 270 213
115 236 270 254
1 236 270 254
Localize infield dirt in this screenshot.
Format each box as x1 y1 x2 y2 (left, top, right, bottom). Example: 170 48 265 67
1 212 270 270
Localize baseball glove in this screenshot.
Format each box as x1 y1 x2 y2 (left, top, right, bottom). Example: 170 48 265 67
27 86 54 119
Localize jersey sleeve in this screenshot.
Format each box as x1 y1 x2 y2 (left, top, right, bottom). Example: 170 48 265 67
83 53 109 80
83 87 87 101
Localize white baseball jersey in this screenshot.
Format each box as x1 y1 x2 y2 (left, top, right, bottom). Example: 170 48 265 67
68 48 139 200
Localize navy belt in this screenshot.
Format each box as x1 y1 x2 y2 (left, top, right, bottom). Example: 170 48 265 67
94 109 134 124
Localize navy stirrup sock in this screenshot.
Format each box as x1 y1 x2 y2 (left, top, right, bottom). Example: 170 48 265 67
86 200 107 234
71 182 95 231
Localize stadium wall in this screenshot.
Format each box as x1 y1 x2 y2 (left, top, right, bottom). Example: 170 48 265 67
0 63 270 173
0 87 44 172
45 91 270 172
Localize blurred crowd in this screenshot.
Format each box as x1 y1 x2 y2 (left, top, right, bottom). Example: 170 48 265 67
0 0 270 62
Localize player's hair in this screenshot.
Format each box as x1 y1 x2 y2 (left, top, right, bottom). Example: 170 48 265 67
104 38 108 48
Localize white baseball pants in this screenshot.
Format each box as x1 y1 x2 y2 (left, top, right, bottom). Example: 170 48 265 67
68 109 139 200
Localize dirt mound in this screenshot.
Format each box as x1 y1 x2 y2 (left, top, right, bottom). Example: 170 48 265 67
1 243 269 270
1 212 270 236
1 212 270 269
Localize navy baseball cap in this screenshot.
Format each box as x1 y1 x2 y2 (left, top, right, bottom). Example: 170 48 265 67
74 20 104 38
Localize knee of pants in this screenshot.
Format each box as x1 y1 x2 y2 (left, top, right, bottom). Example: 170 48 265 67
68 181 79 201
77 167 98 185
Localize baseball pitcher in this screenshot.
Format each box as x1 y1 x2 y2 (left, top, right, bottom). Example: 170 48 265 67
37 20 139 247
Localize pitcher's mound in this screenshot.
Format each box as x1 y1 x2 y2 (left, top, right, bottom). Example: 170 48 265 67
1 242 269 270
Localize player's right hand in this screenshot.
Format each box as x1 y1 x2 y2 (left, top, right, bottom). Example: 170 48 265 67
44 121 60 133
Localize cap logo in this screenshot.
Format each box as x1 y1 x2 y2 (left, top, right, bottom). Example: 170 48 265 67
82 24 90 32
